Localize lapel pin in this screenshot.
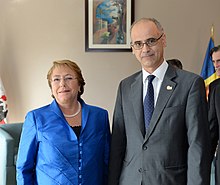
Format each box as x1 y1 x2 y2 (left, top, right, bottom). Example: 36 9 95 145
166 85 173 90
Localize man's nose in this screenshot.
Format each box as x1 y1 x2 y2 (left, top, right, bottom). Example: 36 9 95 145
142 43 150 50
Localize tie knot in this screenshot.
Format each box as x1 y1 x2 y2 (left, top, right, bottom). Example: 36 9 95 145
147 75 155 83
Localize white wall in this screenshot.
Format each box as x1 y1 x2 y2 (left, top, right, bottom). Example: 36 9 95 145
0 0 220 123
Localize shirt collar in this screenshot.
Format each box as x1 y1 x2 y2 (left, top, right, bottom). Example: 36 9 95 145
142 59 168 83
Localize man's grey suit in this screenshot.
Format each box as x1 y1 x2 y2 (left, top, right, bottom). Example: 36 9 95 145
108 66 211 185
209 78 220 185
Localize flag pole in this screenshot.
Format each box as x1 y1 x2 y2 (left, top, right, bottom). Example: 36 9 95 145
211 24 214 41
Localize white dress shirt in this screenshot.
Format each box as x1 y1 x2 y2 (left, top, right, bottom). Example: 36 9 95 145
142 60 168 106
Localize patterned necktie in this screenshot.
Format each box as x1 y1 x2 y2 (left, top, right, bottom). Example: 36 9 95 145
144 75 155 130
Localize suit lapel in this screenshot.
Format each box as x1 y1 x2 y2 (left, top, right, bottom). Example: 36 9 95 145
145 67 177 141
130 72 146 136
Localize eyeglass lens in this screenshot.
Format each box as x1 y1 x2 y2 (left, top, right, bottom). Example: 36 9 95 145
131 33 163 50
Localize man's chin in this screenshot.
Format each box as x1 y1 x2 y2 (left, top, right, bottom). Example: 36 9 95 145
216 69 220 76
141 57 153 64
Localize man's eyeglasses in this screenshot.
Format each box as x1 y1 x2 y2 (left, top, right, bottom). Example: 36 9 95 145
131 33 164 50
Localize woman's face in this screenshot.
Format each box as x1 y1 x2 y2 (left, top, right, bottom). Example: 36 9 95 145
50 65 80 106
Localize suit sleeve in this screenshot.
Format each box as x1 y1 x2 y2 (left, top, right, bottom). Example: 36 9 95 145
108 82 126 185
186 77 211 185
16 112 38 185
208 84 219 160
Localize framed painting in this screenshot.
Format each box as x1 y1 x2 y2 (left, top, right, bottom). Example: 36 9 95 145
85 0 134 52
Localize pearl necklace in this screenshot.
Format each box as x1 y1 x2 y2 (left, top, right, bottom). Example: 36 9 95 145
63 101 81 118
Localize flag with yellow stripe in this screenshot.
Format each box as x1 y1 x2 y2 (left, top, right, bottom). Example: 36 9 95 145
200 37 216 87
200 26 219 96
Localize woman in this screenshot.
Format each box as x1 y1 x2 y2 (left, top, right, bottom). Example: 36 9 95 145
16 60 111 185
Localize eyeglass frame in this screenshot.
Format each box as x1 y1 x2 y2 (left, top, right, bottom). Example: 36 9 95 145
130 33 164 50
50 75 77 85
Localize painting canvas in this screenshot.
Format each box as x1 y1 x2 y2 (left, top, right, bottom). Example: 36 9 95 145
85 0 134 52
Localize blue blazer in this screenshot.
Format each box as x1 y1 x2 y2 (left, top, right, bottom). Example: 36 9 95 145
16 99 111 185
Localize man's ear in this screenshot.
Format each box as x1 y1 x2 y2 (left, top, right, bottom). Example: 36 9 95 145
131 48 135 54
162 34 167 47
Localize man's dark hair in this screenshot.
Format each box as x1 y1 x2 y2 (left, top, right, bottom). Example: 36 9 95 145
167 59 183 69
210 45 220 57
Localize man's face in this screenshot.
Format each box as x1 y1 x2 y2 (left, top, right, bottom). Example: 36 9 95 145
212 50 220 76
130 20 166 74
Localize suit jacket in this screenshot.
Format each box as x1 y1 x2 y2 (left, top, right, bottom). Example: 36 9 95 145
108 66 211 185
208 78 220 185
16 99 110 185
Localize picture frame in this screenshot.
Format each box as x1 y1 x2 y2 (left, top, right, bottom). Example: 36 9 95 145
85 0 134 52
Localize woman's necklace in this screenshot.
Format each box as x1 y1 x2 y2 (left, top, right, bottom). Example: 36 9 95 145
63 101 81 118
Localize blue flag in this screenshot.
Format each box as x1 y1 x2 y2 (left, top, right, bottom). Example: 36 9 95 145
200 37 216 87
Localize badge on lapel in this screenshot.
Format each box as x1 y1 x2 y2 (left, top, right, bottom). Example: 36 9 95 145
166 85 173 90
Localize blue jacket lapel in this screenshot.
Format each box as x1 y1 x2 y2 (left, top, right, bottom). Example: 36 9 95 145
50 100 64 118
49 100 78 140
80 99 89 134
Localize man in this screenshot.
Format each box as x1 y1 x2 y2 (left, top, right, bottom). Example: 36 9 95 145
208 45 220 185
108 18 211 185
167 58 183 69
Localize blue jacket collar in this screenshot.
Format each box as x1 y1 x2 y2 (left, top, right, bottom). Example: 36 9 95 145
49 99 90 133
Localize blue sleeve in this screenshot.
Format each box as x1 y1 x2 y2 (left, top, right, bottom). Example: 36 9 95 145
104 110 111 185
16 111 38 185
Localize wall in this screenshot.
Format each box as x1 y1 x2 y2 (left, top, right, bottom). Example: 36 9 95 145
0 0 220 123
